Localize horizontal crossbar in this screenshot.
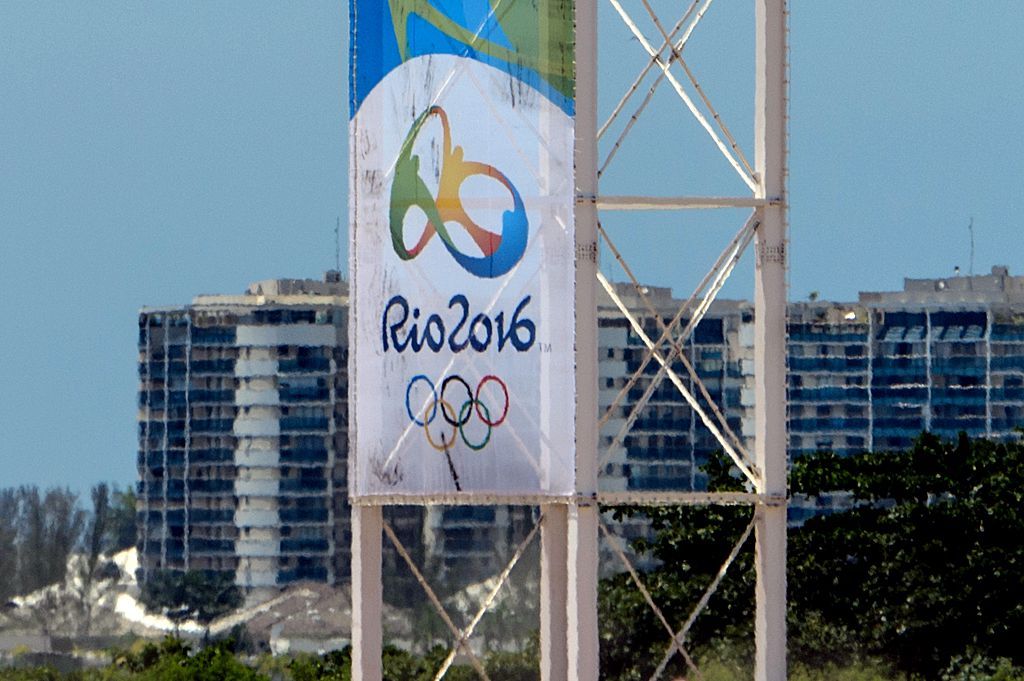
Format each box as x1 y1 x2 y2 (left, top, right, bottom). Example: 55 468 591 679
598 491 785 507
588 195 781 210
351 493 589 506
351 492 785 507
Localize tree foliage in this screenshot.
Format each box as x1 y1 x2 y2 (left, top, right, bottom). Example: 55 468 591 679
0 483 135 603
73 483 125 635
2 486 87 597
105 486 137 553
0 638 541 681
109 636 266 681
283 644 537 681
790 432 1024 677
0 489 19 601
599 433 1024 680
139 570 243 628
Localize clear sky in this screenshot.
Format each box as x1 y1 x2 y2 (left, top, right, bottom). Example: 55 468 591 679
1 1 1022 491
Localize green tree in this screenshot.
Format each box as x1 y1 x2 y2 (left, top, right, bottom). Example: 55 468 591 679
105 485 137 552
599 454 755 680
140 570 243 634
288 648 352 681
75 482 110 634
111 636 267 681
790 433 1024 677
0 489 19 601
600 434 1024 680
14 486 85 595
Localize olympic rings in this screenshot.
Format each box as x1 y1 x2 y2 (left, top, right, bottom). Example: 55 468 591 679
405 373 510 452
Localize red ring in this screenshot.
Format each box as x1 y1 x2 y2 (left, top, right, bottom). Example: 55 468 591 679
475 375 509 427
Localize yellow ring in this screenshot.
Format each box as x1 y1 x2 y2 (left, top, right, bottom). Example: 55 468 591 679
424 399 458 451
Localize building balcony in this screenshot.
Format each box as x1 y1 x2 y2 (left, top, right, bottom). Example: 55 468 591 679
190 479 234 494
236 540 280 557
278 567 328 584
189 509 234 523
789 387 869 402
279 448 328 464
188 538 235 554
190 359 235 374
235 479 279 496
236 509 279 528
789 357 868 372
790 417 869 432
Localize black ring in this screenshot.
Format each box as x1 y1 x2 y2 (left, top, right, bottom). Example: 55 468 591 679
441 375 474 427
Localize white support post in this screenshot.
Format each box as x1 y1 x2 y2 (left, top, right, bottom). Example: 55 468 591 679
569 0 600 676
540 505 568 681
351 505 383 681
753 1 788 680
567 502 598 680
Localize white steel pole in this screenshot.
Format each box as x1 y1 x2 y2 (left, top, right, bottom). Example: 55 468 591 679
351 504 383 681
540 1 570 674
540 506 568 680
753 0 788 680
569 0 600 677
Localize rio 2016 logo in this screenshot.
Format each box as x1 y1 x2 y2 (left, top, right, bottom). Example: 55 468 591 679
389 105 528 279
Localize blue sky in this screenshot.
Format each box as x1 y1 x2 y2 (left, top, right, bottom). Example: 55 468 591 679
1 1 1022 490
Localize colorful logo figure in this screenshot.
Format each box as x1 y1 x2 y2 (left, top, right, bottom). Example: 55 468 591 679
389 106 528 279
405 373 509 451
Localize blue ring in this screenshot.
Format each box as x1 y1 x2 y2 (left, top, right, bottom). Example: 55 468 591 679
405 374 438 426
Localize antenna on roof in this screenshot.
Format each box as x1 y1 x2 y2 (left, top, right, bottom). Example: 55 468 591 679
969 217 975 276
335 216 342 273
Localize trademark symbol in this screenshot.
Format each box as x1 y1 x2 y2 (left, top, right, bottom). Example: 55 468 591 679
537 342 552 353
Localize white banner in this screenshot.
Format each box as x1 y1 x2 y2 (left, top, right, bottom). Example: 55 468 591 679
350 0 575 498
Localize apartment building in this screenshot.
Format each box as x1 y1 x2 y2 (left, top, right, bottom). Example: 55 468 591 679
789 265 1024 459
136 274 349 598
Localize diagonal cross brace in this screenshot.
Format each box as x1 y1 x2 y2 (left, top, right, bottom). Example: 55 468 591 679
598 221 750 462
597 213 756 435
596 215 760 485
604 0 757 192
382 519 492 680
597 270 759 488
635 0 754 179
648 516 756 681
432 514 544 680
598 518 705 681
600 0 716 177
598 0 705 141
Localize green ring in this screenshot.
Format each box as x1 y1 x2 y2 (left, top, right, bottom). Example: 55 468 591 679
457 399 492 451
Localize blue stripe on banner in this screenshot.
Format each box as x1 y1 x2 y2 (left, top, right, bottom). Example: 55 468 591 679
350 0 574 119
349 0 403 119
